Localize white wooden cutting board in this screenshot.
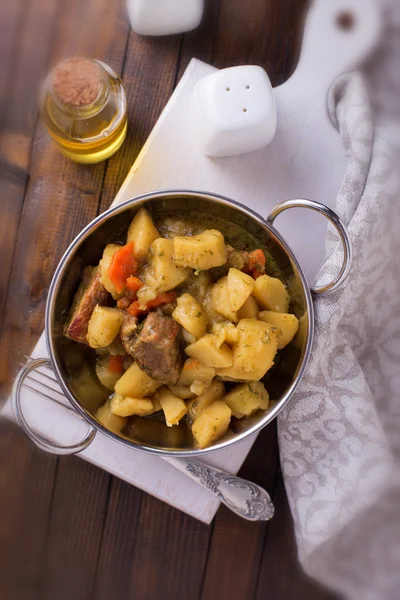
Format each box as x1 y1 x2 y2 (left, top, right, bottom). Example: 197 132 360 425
2 0 381 524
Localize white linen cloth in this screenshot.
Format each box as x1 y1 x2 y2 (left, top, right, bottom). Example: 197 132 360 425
278 2 400 598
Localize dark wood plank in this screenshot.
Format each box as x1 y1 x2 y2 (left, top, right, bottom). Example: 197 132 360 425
0 3 130 600
39 460 111 600
92 479 142 600
48 0 129 68
128 496 211 600
0 422 58 600
0 4 68 600
203 0 308 86
200 425 278 600
209 0 278 69
177 0 222 80
0 0 60 355
258 0 309 86
0 0 26 119
98 31 185 212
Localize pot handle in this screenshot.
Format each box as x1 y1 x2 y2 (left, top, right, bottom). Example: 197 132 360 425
12 358 96 456
266 199 353 294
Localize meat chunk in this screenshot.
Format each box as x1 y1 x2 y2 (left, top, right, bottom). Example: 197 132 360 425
120 315 138 356
65 266 111 344
127 312 182 384
226 245 248 271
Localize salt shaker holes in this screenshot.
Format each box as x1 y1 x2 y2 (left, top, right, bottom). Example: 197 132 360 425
194 65 277 157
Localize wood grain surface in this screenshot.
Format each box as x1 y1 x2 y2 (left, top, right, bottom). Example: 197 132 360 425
0 1 338 598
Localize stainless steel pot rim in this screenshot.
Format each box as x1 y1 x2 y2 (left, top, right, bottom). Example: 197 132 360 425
43 189 315 457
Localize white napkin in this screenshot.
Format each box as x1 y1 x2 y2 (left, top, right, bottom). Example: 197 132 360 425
278 2 400 598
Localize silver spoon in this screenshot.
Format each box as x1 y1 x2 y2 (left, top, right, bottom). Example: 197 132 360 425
164 456 274 521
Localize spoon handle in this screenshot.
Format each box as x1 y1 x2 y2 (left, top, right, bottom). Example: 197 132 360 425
164 457 274 521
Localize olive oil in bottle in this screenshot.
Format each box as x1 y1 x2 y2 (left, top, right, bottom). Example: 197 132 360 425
41 57 127 164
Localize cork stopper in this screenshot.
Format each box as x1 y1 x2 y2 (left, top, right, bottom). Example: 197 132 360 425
51 57 102 107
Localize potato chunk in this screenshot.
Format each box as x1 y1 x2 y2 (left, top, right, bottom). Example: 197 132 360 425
173 230 227 270
258 311 299 349
110 393 154 417
150 396 162 414
211 277 238 323
190 380 212 396
144 238 189 293
212 322 239 345
187 380 225 420
217 318 280 380
127 208 159 261
167 384 196 400
224 381 269 418
87 306 124 348
253 274 290 313
177 359 215 396
192 401 231 449
237 296 259 320
154 387 188 427
99 244 124 300
95 356 122 390
185 334 233 368
172 293 207 339
114 362 160 398
178 359 216 387
96 400 127 434
136 284 157 306
227 268 254 312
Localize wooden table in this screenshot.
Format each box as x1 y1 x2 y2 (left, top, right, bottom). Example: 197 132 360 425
0 1 338 598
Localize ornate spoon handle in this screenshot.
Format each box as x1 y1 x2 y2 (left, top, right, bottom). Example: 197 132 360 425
164 457 274 521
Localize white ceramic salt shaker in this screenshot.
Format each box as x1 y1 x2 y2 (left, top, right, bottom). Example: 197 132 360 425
127 0 204 36
193 66 277 158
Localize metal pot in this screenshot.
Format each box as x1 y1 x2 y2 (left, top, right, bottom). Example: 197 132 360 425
12 190 352 458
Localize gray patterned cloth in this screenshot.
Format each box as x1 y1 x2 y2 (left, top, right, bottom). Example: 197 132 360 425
278 3 400 599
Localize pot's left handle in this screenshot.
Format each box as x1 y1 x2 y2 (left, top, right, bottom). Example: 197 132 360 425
266 199 353 294
12 358 96 456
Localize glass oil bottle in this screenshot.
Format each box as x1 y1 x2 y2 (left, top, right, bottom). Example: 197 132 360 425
41 57 127 164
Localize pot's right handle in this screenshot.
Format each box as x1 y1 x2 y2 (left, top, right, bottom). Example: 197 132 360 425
12 358 96 456
266 199 353 294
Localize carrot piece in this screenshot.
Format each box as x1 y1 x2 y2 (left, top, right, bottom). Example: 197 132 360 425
248 249 266 279
109 355 124 374
127 301 147 318
127 291 176 318
146 292 176 309
126 276 144 295
108 242 137 294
